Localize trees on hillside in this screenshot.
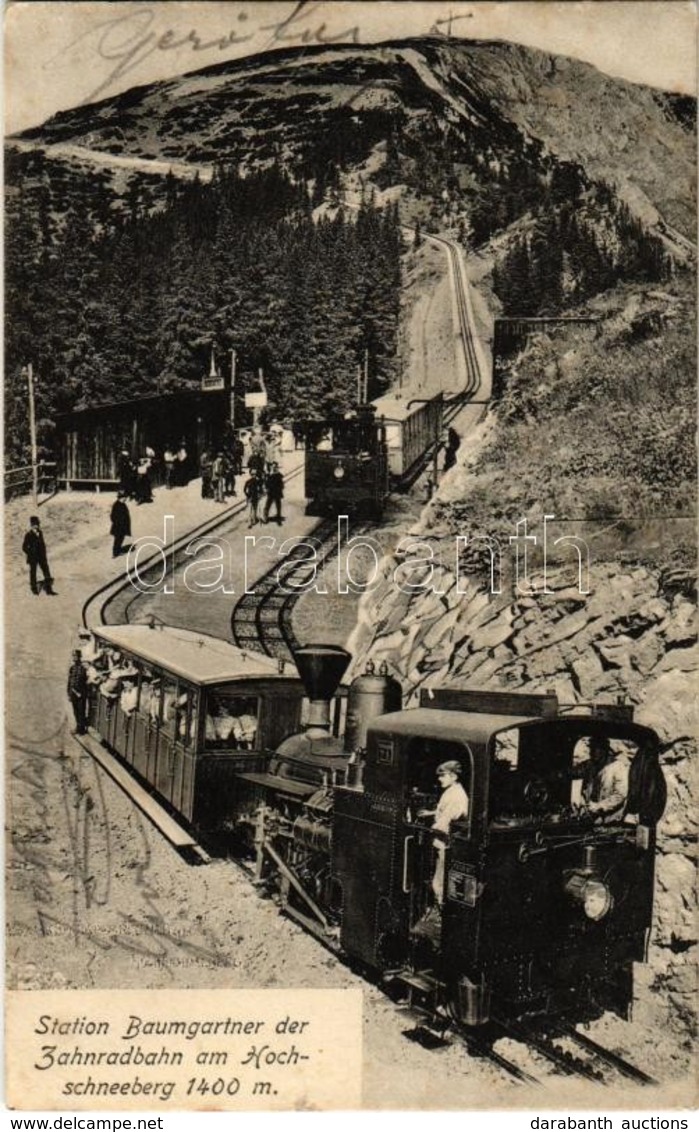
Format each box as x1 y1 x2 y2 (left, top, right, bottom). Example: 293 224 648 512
5 164 403 465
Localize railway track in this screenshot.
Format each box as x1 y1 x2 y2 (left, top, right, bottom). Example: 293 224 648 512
491 1018 657 1087
424 231 485 397
404 1012 657 1088
231 517 342 660
82 465 305 630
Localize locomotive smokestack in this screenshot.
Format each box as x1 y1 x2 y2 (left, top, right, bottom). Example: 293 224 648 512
293 645 351 738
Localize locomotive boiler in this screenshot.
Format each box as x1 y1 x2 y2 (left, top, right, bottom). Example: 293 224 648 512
85 628 666 1030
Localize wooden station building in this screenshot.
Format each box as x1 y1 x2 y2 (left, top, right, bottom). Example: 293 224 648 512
53 346 264 491
56 388 235 490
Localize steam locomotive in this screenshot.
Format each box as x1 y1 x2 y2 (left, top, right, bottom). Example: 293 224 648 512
303 395 443 517
85 624 666 1028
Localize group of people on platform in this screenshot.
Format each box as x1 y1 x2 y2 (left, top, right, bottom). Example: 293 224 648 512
199 440 244 503
118 441 194 501
118 447 156 504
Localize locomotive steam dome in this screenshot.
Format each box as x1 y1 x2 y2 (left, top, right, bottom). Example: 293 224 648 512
344 660 402 753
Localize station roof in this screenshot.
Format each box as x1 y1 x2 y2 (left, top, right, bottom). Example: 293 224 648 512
56 387 227 425
93 623 298 687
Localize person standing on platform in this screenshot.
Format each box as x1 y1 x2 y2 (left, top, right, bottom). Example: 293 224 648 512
163 445 176 489
224 451 236 497
263 463 284 525
232 436 245 476
118 449 135 498
244 469 263 527
212 451 226 503
110 493 131 557
176 441 189 486
200 450 213 499
67 649 89 735
22 515 55 595
135 452 153 504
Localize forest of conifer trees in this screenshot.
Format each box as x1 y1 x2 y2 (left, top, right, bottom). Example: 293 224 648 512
5 158 403 467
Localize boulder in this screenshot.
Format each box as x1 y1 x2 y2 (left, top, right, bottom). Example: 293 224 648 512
595 635 635 669
629 630 664 675
636 669 698 741
570 649 605 692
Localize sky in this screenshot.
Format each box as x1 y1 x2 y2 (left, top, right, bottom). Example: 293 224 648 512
4 1 697 135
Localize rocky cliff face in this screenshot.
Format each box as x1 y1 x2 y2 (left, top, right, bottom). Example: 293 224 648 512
349 497 697 1031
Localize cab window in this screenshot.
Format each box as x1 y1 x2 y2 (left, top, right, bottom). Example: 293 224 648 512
405 738 473 832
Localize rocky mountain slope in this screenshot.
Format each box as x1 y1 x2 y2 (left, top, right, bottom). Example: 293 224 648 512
12 37 696 245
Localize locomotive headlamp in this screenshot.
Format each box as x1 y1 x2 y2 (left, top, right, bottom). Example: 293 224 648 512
583 879 613 921
564 872 613 921
333 464 346 479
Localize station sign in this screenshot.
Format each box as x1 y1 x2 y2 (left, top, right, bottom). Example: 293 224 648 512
201 372 225 392
245 391 268 408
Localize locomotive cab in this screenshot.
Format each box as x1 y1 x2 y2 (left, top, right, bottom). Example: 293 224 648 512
303 410 389 518
332 688 665 1029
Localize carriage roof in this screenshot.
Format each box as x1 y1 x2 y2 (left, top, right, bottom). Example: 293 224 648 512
92 624 296 686
371 394 439 423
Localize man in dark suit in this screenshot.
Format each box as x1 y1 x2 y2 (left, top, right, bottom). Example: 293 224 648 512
67 650 88 734
263 462 284 524
110 493 131 557
22 515 55 594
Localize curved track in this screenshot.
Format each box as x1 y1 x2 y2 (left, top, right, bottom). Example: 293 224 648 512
230 517 341 660
82 466 305 631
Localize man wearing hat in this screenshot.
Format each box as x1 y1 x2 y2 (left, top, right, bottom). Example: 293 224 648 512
263 462 284 525
420 760 469 905
22 515 55 595
67 649 89 735
110 492 131 557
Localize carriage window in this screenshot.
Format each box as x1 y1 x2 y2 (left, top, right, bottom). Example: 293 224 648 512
160 676 178 737
494 728 520 769
489 729 524 817
205 694 259 750
175 684 197 747
377 741 394 765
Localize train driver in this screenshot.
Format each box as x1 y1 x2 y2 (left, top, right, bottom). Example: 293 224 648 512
420 760 469 905
573 737 630 822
